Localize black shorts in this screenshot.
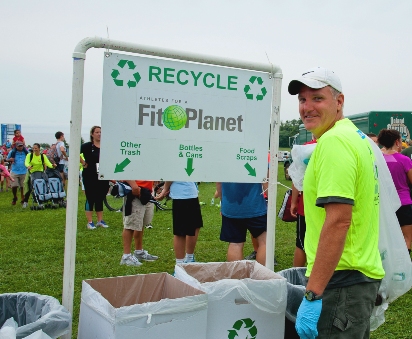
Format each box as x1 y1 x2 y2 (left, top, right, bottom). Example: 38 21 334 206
296 214 306 250
220 214 267 243
57 164 65 172
172 198 203 236
396 204 412 226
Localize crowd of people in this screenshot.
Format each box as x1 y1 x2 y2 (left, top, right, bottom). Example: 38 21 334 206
0 130 70 208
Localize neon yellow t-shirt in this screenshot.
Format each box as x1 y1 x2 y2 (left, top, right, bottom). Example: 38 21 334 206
303 118 384 279
25 153 54 173
80 153 85 171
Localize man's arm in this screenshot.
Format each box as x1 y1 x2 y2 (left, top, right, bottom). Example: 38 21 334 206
6 152 14 163
155 181 172 200
305 202 352 295
59 144 68 159
290 183 299 218
216 182 222 198
126 180 141 198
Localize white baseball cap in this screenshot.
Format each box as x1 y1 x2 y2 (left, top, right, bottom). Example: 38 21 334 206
288 66 342 95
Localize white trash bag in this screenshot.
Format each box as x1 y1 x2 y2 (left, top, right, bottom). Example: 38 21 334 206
288 143 317 191
368 138 412 330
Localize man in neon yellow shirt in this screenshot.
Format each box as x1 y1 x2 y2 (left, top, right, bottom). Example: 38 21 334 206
288 67 384 339
22 143 55 208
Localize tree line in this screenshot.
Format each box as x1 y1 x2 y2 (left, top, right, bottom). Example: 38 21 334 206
278 119 302 148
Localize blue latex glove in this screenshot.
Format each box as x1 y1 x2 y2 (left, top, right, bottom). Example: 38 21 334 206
295 297 322 339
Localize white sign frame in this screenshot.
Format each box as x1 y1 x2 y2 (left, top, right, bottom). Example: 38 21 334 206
63 36 282 339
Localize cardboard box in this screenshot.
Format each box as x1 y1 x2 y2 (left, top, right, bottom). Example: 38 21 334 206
78 273 208 339
175 261 287 339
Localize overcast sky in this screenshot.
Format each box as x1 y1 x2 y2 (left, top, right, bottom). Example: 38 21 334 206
1 0 411 145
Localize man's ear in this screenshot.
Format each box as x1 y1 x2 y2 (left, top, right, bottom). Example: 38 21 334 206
337 93 344 111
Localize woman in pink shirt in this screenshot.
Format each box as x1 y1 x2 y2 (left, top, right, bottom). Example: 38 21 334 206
378 129 412 258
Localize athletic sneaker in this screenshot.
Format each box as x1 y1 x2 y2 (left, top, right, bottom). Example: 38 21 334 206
96 220 109 228
120 254 142 266
22 202 28 209
87 222 96 230
184 255 196 263
134 250 158 262
12 198 17 205
244 251 257 260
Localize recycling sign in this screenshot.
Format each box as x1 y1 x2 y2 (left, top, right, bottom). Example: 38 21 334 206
244 76 267 101
100 52 274 182
228 318 258 339
111 59 141 88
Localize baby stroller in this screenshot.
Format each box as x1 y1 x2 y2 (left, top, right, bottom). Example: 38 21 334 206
45 168 66 208
29 171 53 210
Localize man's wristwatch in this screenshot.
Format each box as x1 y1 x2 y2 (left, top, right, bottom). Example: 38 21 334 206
304 290 323 301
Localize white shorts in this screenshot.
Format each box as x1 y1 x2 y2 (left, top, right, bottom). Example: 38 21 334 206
123 198 154 231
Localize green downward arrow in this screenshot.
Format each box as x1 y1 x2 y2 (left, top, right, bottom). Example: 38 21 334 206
185 158 195 176
244 162 256 176
114 158 131 173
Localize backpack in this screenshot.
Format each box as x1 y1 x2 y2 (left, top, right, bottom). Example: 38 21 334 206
47 146 60 164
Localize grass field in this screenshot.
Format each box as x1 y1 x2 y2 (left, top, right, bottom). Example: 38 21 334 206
0 163 411 338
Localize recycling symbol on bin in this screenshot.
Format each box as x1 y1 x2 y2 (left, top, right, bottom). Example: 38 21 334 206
111 59 141 88
228 318 258 339
244 76 267 101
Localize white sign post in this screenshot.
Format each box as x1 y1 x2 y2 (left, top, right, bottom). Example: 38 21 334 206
99 53 273 183
63 37 282 339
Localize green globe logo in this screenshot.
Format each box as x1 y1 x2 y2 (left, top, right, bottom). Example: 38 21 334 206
162 105 187 130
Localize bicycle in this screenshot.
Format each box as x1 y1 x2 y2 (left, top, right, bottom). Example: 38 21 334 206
104 181 124 212
104 181 171 212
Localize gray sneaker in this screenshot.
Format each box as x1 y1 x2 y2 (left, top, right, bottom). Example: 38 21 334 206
22 202 28 209
120 254 142 266
244 250 257 260
134 250 158 262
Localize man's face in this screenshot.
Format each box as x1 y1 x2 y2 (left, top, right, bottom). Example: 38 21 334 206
298 85 344 138
61 134 65 141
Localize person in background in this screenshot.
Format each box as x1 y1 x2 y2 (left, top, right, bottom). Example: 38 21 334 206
12 130 25 149
55 132 69 188
0 161 14 191
120 180 158 266
401 138 412 160
22 143 55 208
6 141 28 204
402 137 408 150
366 133 379 145
156 181 203 264
378 129 412 258
289 139 317 267
288 66 384 338
80 126 110 229
217 182 267 266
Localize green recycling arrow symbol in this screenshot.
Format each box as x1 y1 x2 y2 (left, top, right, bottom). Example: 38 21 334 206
244 76 267 101
185 158 195 176
114 158 131 173
228 318 258 339
111 59 141 88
